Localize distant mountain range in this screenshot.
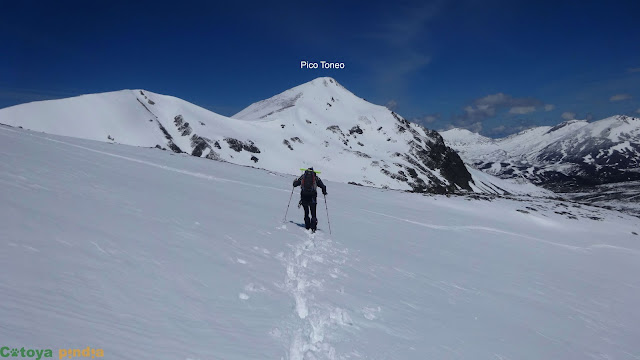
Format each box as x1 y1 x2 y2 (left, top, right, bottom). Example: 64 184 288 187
441 116 640 192
0 77 548 196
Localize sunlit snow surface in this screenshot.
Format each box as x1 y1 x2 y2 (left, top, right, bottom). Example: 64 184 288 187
1 126 639 360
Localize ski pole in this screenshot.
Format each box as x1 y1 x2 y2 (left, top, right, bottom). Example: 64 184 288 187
283 187 294 222
324 194 332 235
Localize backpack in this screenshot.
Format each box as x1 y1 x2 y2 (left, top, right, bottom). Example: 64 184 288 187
301 170 317 194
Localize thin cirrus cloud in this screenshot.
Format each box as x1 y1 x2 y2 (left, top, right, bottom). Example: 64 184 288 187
544 104 555 111
561 112 576 120
627 67 640 73
610 94 632 102
508 106 536 115
359 2 440 90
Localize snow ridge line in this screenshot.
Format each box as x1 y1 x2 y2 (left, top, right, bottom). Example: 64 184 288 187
0 127 289 193
283 229 354 360
362 209 584 251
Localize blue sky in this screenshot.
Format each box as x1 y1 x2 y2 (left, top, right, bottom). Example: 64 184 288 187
1 0 639 137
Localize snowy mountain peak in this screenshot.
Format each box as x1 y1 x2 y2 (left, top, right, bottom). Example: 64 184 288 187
0 79 549 196
611 114 639 123
233 77 366 121
296 77 349 93
307 76 340 87
440 128 476 137
440 128 494 145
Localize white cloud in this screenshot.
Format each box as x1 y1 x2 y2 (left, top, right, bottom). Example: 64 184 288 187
561 112 576 120
386 100 398 110
467 122 483 133
544 104 555 111
412 113 440 125
422 114 439 123
451 92 545 134
476 93 511 106
441 123 455 131
461 104 496 119
454 92 543 124
637 108 640 114
508 106 536 115
610 94 632 102
487 124 533 137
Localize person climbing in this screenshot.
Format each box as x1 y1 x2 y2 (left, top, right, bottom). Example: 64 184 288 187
293 167 327 231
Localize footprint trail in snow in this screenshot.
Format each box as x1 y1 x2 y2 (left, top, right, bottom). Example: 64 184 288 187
278 227 355 360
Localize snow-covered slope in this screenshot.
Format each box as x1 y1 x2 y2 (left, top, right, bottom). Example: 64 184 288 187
0 78 544 195
442 116 640 190
466 167 552 196
1 126 639 360
0 89 257 155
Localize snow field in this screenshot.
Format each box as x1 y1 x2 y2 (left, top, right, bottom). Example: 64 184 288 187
1 126 639 359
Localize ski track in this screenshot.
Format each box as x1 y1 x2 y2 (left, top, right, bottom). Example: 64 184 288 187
364 209 640 256
0 127 290 193
279 226 355 360
362 209 589 252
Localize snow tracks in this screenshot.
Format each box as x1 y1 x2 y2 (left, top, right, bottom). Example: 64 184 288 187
276 226 354 360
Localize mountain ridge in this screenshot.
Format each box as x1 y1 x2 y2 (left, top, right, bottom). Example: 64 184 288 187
442 115 640 191
0 78 550 196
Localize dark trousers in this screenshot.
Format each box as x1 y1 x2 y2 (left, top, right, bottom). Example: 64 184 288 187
303 202 317 221
300 193 318 228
